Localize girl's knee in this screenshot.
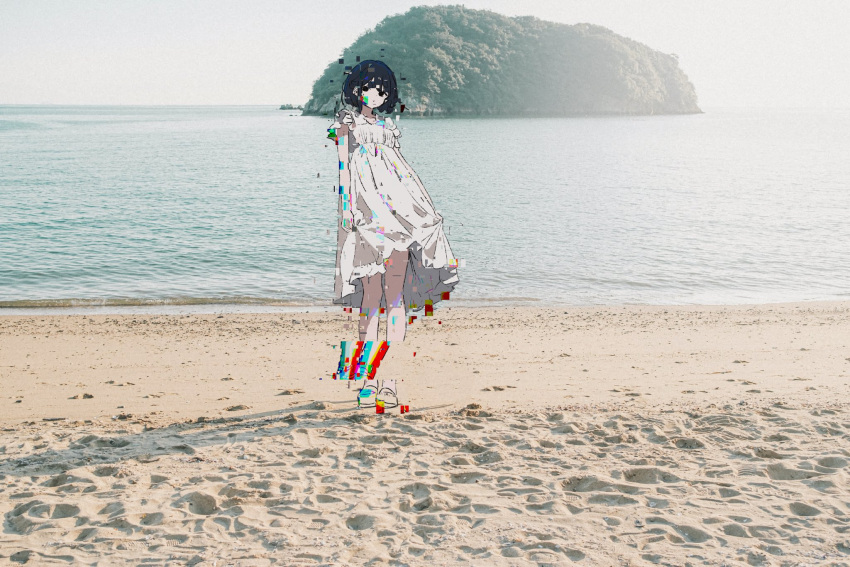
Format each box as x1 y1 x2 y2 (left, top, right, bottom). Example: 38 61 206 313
385 291 404 307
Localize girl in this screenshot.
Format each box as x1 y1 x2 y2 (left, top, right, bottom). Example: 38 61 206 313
329 60 458 350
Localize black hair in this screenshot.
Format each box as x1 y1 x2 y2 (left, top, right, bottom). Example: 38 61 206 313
341 60 400 115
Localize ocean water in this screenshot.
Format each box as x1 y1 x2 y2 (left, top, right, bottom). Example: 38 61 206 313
2 105 849 313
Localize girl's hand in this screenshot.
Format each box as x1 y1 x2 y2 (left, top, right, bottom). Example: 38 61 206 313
341 209 354 233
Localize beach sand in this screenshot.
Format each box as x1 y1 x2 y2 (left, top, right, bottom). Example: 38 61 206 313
1 302 849 565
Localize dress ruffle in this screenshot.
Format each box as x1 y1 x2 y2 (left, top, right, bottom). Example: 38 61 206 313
329 109 355 132
381 116 402 148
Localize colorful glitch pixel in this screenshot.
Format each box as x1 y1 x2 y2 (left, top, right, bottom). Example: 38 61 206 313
334 340 389 380
377 401 409 414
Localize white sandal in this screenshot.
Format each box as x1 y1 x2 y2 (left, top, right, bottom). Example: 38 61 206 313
377 379 399 409
356 379 379 408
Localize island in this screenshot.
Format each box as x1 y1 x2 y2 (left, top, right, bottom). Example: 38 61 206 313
302 5 701 117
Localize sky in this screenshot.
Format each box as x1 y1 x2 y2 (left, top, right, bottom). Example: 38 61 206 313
1 0 848 108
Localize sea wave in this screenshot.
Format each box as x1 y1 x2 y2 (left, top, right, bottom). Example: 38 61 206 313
0 296 331 308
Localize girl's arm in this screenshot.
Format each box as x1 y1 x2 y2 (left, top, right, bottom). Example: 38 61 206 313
335 125 354 231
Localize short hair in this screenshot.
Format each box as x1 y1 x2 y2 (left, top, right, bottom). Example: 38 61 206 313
341 60 400 114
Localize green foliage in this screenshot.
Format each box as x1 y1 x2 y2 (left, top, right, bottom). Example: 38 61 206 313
303 5 700 116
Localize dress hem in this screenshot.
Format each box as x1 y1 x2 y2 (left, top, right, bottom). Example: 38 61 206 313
333 240 459 313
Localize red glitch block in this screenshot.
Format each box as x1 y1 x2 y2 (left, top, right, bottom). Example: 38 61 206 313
376 405 385 414
400 405 406 414
425 304 433 317
400 104 406 113
349 341 365 380
366 341 390 380
332 372 337 380
413 352 416 357
438 321 442 325
379 307 385 314
441 292 450 300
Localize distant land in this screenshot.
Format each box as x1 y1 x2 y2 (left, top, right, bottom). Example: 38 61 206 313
278 104 303 110
303 5 701 117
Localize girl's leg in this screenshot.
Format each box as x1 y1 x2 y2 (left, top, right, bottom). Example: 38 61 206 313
384 249 408 344
359 274 382 342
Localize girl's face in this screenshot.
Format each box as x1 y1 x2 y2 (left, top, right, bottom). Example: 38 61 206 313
358 83 387 110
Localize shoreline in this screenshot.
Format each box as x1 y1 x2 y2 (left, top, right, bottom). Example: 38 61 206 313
1 296 848 316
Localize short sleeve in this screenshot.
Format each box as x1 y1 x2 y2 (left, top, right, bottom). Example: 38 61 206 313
383 115 402 148
327 109 354 141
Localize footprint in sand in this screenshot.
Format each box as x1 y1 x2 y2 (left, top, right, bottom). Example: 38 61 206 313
51 503 81 519
722 523 749 537
753 447 784 459
450 471 486 484
561 476 615 493
69 436 131 449
176 492 218 515
345 514 376 530
764 463 821 481
150 474 168 485
10 550 35 563
764 433 791 442
817 456 847 468
474 450 503 465
587 493 639 506
93 466 121 477
140 512 164 526
44 473 94 488
98 502 124 518
316 494 343 504
7 500 82 534
672 437 705 450
789 502 821 516
646 497 669 509
400 482 431 500
623 468 681 484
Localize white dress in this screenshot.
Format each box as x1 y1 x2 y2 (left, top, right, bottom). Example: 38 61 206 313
328 109 459 312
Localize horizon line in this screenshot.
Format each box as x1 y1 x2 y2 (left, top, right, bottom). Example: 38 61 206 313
2 103 850 111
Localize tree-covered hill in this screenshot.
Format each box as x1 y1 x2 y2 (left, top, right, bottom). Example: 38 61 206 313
303 5 701 117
